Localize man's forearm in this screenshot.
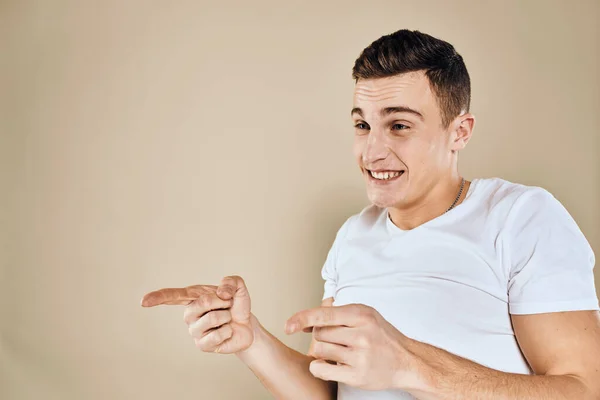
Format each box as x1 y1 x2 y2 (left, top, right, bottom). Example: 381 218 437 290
236 315 336 400
401 337 592 400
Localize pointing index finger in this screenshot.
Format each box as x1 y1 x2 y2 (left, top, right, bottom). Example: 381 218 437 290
141 285 215 307
285 305 360 334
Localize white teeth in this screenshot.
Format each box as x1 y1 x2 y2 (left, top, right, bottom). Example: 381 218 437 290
370 171 401 180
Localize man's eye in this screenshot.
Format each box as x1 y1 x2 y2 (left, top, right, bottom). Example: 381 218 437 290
392 123 409 130
355 123 369 130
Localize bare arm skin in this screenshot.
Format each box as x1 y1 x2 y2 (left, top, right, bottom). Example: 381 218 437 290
286 305 600 399
142 276 336 400
401 310 600 399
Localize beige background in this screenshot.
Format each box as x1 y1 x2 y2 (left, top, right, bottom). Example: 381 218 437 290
1 0 599 399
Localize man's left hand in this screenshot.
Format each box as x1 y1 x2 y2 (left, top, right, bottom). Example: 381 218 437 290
285 304 418 391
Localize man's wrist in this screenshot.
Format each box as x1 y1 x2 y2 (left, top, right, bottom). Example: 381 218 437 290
235 314 264 362
391 335 436 394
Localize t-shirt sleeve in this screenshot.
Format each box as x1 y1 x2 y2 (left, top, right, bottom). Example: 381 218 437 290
321 216 354 301
507 188 599 315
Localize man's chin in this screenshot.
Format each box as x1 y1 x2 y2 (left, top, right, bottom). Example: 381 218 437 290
364 174 407 208
367 192 403 209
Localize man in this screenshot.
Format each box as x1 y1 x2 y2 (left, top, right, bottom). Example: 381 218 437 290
141 30 600 399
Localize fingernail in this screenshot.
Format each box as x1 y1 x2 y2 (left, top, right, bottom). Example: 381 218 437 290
285 322 298 334
218 286 233 297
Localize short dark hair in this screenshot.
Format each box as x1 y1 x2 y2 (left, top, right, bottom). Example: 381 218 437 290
352 29 471 128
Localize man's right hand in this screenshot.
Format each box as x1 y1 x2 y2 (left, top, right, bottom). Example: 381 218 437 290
141 275 255 354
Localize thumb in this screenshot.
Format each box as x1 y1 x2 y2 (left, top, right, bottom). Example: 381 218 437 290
216 282 235 300
217 275 251 320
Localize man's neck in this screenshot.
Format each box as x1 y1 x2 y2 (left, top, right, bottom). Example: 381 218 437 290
387 177 471 230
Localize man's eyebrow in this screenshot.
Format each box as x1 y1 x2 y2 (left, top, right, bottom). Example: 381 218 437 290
351 106 424 120
381 106 424 120
351 107 364 118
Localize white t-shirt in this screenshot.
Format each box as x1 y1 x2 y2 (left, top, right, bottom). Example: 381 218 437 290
321 178 598 400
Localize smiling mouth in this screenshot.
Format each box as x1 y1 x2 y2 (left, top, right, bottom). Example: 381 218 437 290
367 169 405 182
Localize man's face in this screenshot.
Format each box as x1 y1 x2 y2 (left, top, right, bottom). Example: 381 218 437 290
352 72 457 209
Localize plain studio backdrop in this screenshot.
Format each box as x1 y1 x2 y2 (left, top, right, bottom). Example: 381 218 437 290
1 1 598 399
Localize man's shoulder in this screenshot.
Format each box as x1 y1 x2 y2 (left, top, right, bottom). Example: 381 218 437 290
474 177 554 211
475 178 576 237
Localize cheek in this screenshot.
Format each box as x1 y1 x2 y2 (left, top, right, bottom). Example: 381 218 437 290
405 136 442 163
385 140 409 164
426 138 449 164
386 142 428 177
353 137 365 162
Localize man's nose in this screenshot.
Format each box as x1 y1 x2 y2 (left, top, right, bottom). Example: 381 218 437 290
362 130 389 165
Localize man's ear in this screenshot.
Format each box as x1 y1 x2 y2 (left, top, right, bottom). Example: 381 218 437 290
450 113 475 151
